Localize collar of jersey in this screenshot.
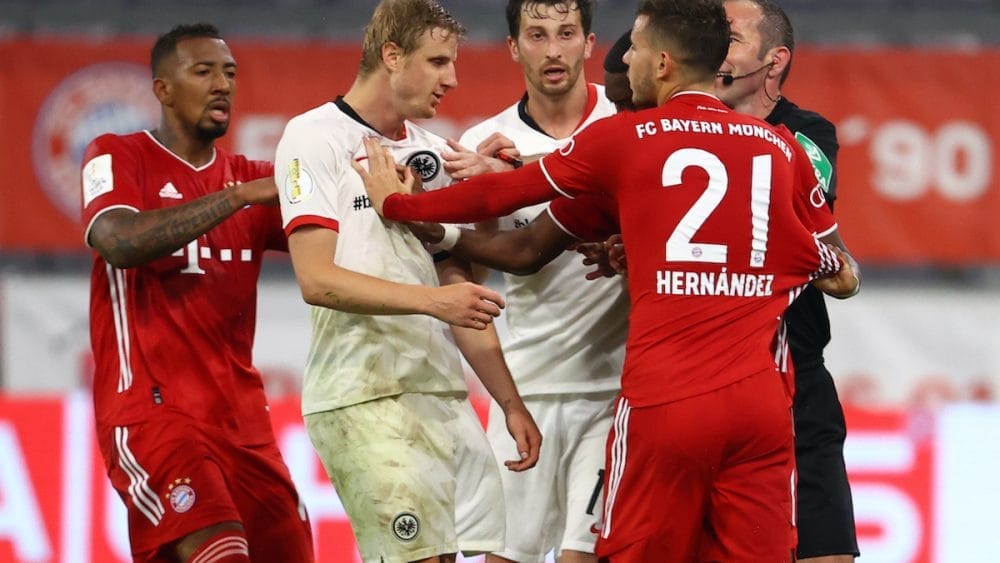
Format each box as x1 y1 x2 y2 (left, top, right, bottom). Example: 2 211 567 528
334 95 407 140
516 83 599 140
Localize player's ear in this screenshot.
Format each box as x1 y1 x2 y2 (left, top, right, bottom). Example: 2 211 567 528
583 32 596 60
507 36 520 63
152 77 172 106
656 50 672 80
381 41 403 72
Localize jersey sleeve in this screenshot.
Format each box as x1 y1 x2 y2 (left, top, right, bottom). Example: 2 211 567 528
536 116 617 199
275 118 343 236
81 134 143 247
792 116 839 207
248 159 275 180
547 194 620 242
786 132 837 238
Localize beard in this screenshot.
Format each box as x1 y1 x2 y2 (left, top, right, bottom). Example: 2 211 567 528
196 120 228 141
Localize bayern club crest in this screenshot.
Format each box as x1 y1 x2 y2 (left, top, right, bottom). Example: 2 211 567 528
32 63 159 220
167 478 197 513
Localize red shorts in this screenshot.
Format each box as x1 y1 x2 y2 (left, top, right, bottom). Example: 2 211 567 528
97 412 313 562
597 370 796 562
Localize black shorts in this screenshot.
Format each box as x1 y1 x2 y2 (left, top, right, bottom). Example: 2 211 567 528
793 362 860 558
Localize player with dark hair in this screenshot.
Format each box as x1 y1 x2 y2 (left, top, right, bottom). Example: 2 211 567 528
602 29 636 112
274 1 541 561
435 2 623 562
355 0 858 559
716 1 860 561
82 23 313 563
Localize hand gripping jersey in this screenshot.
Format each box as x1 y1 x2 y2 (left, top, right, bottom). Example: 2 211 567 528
275 98 466 416
459 84 627 395
81 131 285 445
381 92 840 407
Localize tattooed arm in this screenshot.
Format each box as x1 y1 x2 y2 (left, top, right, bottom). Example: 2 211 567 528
87 178 276 269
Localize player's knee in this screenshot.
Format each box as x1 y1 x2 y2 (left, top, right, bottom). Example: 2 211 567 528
177 523 250 563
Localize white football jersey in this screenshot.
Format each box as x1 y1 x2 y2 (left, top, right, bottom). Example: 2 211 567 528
276 99 466 416
460 84 627 395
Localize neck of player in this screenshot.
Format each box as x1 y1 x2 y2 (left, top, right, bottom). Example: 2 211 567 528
524 77 590 139
343 77 408 140
152 117 215 168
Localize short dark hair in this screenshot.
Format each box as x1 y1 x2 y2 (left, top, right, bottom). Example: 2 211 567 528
741 0 795 85
636 0 729 81
604 29 632 73
151 23 222 77
506 0 593 39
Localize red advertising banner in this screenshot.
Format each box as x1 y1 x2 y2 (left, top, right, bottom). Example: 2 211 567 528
0 393 962 562
783 49 1000 264
1 36 997 263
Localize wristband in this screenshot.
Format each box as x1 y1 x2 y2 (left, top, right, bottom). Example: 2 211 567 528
436 224 461 251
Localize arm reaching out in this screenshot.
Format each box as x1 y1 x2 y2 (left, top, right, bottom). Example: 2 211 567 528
352 137 558 223
89 177 276 269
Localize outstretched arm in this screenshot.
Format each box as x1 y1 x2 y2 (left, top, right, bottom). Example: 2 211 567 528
353 137 558 224
88 178 276 269
287 225 505 329
412 213 575 276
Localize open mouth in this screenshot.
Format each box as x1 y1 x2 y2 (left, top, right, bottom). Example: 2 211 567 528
542 66 568 81
207 99 231 123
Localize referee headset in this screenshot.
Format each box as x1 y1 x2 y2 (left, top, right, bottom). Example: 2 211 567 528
717 50 783 103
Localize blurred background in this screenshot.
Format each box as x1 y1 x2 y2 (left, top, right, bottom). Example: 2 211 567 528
1 0 998 561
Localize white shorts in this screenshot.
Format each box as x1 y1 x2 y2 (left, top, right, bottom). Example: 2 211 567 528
306 393 504 563
486 392 617 562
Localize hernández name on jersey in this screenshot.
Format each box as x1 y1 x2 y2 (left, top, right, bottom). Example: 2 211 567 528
657 268 775 297
633 116 794 161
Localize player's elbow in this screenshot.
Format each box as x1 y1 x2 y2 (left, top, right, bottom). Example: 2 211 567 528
297 280 328 307
507 259 544 276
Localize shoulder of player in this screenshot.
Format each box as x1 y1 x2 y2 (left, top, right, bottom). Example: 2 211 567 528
775 99 835 137
83 131 147 167
459 102 521 145
87 131 143 153
280 103 362 157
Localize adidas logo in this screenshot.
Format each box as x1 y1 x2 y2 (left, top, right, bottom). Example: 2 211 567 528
158 182 183 199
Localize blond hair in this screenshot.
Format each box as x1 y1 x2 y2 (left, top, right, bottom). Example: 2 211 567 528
359 0 465 76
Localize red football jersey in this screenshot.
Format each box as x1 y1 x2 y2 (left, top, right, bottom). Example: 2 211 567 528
81 131 285 445
380 92 839 407
539 92 838 406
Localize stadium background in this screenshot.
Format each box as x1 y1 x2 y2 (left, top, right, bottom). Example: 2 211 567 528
1 0 997 561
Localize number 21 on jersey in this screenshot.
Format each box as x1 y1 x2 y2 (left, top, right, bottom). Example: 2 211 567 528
661 148 772 269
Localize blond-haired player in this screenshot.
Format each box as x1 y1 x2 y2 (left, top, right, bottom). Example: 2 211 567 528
274 1 541 562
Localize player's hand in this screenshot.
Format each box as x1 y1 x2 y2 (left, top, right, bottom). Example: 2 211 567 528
352 137 413 215
811 244 860 299
397 162 425 194
475 133 520 160
503 405 541 472
230 178 279 206
606 234 627 278
427 282 505 329
442 138 516 180
405 221 445 245
574 242 617 280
